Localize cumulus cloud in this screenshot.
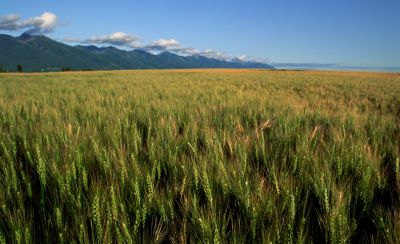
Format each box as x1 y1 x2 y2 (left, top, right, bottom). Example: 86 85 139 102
141 38 180 51
196 49 229 60
0 12 59 34
66 32 140 48
153 38 179 47
0 15 20 29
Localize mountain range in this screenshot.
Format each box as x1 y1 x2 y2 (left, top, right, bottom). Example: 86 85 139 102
0 33 274 72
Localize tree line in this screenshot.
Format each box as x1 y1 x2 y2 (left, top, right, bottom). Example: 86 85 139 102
0 64 95 72
0 64 24 73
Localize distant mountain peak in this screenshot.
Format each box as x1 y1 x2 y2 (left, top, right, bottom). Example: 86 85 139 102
230 57 243 63
158 51 180 57
159 51 174 55
131 49 151 54
20 32 31 37
77 45 103 51
18 32 33 40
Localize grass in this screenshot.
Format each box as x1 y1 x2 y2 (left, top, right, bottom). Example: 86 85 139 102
0 69 399 243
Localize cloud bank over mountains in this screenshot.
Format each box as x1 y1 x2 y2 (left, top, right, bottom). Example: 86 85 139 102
66 33 267 62
0 12 268 63
65 32 141 48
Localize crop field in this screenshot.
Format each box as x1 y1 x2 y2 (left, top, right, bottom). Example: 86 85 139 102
0 69 400 243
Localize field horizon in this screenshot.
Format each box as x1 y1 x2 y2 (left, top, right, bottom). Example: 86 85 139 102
2 67 399 75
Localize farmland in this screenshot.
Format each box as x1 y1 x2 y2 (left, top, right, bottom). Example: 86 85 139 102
0 69 400 243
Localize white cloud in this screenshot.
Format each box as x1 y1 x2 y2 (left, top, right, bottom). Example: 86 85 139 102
0 12 59 34
66 32 140 48
152 38 179 47
197 49 229 60
63 37 81 43
0 15 20 29
140 38 180 51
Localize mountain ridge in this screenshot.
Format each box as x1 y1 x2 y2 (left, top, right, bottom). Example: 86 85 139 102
0 33 274 72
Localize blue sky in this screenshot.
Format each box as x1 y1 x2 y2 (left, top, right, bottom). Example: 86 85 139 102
1 0 399 69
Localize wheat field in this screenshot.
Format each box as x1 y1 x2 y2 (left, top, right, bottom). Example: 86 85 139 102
0 69 399 243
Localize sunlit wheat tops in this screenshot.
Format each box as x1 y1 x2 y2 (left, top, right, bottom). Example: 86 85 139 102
0 69 399 242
